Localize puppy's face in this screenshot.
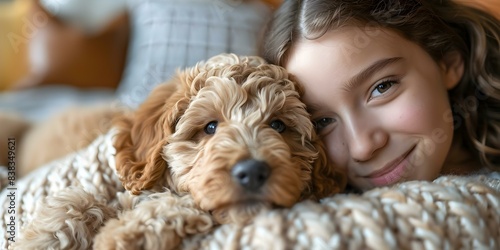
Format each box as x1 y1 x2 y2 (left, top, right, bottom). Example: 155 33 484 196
114 54 345 224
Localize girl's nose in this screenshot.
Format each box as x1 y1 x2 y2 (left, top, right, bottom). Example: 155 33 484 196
345 116 388 162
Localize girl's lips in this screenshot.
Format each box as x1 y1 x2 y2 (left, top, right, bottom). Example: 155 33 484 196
367 146 415 186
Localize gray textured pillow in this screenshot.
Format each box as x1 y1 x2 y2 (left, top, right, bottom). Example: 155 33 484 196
118 0 272 108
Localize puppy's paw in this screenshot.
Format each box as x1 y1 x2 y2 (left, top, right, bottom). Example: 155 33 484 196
94 191 215 250
93 217 183 250
15 188 116 250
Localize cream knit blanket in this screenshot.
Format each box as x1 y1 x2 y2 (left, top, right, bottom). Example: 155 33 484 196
1 130 499 249
0 130 123 249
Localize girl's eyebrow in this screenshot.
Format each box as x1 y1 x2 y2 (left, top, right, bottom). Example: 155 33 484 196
343 57 403 92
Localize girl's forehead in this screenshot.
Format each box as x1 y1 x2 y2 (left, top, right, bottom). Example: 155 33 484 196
286 26 412 74
286 25 438 79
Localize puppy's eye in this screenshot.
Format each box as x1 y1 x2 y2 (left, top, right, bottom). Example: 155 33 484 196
204 121 218 134
270 120 286 133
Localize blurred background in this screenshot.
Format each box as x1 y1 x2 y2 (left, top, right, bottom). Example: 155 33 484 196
0 0 498 122
0 0 281 121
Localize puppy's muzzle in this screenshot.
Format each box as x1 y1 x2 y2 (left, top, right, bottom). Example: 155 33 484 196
231 159 270 192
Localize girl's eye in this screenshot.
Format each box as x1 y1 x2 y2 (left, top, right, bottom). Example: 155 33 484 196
313 117 335 131
370 80 397 98
204 121 218 134
270 120 286 133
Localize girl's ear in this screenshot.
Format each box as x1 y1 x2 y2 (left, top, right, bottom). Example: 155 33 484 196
440 51 465 90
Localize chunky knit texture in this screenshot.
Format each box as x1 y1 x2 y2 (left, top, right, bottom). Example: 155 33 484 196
0 130 123 249
1 129 499 249
182 176 500 249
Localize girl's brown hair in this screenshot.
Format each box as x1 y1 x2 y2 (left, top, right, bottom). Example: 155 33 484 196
263 0 500 170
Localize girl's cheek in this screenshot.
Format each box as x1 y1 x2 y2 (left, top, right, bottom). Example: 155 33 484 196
388 94 449 132
324 133 349 170
392 106 426 130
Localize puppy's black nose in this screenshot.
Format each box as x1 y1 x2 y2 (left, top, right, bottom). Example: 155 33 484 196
232 159 270 191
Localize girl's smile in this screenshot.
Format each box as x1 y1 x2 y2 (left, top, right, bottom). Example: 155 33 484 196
286 27 464 190
365 145 415 186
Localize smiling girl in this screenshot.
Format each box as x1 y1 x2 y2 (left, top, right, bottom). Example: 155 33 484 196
264 0 500 191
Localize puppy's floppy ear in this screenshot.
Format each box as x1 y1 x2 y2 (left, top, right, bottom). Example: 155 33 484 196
113 80 186 194
310 138 347 199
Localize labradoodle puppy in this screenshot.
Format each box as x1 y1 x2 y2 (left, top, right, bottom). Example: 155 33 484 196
13 54 345 249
